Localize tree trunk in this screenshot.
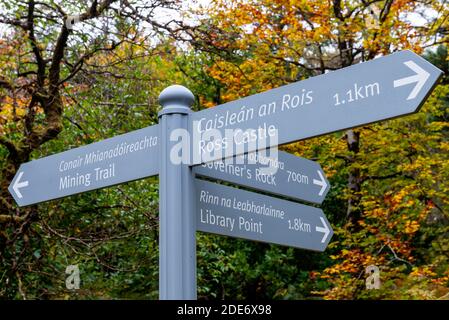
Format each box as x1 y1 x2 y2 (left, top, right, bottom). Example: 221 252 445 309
346 129 362 226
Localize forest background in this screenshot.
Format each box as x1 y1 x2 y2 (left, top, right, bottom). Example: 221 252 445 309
0 0 448 299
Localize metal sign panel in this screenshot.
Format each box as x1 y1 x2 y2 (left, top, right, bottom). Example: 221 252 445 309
191 50 443 163
195 179 333 251
193 150 330 204
9 124 159 206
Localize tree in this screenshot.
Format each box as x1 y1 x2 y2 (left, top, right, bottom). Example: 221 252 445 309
181 0 449 298
0 0 181 299
1 0 448 299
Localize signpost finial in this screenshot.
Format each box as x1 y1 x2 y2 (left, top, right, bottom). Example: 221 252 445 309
158 85 195 113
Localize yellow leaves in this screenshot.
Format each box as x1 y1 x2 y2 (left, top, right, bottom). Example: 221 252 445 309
324 248 386 282
363 187 429 237
440 141 449 152
206 54 287 104
201 0 442 111
368 207 387 219
410 266 437 278
324 261 358 275
391 0 417 12
0 95 28 120
404 220 420 234
428 121 449 131
392 188 409 203
199 97 216 109
431 275 449 286
404 199 415 207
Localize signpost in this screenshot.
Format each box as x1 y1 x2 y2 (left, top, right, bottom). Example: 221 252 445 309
191 50 443 163
158 86 196 300
195 179 332 251
193 150 330 204
8 125 160 206
7 51 443 300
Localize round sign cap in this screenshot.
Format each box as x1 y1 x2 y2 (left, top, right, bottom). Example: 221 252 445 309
159 85 194 108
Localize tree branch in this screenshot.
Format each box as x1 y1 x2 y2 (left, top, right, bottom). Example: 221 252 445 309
0 136 19 158
0 214 25 224
27 0 46 87
0 76 13 90
333 0 345 21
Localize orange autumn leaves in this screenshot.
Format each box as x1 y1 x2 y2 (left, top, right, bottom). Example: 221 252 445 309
196 0 432 109
192 0 449 299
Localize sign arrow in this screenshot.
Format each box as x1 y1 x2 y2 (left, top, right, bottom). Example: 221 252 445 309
11 171 29 199
191 50 443 164
195 179 333 251
313 170 328 197
8 124 159 207
193 150 330 204
315 217 331 243
394 60 430 100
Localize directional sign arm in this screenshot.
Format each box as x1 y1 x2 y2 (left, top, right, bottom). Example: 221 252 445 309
196 179 333 251
191 51 443 165
193 151 330 204
8 124 160 207
394 60 430 100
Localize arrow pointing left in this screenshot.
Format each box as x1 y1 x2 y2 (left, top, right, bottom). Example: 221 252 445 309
11 171 29 199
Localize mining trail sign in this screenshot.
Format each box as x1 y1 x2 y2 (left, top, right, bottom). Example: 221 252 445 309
9 125 159 206
8 50 443 300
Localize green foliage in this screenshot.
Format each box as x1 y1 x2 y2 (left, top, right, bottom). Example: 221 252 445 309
1 0 448 300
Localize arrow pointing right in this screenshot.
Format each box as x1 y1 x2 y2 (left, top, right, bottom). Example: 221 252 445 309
313 170 328 197
316 217 331 244
394 60 430 100
12 171 29 199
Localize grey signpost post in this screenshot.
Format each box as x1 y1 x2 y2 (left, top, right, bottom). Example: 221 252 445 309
158 85 197 300
7 50 443 301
